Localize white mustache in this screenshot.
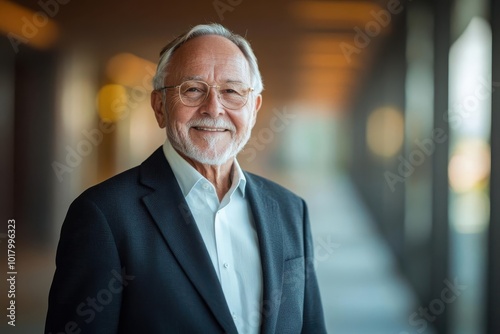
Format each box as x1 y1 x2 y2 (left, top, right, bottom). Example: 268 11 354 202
187 118 236 132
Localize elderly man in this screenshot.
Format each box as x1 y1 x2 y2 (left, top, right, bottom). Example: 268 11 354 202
46 23 326 334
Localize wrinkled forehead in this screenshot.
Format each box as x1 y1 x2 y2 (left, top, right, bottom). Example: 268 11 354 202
165 35 251 84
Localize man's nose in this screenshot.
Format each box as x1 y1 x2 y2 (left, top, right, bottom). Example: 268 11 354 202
200 87 225 117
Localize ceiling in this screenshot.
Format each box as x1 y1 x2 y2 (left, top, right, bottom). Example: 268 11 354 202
3 0 399 112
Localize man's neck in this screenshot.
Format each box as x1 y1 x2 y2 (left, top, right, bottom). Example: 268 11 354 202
176 149 234 201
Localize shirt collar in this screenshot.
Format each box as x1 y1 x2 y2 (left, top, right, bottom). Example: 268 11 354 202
162 140 246 198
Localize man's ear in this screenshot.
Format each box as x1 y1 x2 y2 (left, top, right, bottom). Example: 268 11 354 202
151 90 167 128
250 94 262 128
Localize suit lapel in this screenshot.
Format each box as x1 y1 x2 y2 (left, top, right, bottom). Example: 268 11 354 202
139 148 238 334
245 173 284 334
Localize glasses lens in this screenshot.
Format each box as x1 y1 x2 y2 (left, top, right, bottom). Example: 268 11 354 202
219 82 249 109
178 81 251 109
179 81 208 106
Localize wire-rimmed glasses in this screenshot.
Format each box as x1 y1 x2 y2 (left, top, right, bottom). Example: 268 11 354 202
158 80 254 110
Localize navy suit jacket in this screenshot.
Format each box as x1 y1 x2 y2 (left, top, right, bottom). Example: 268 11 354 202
45 147 326 333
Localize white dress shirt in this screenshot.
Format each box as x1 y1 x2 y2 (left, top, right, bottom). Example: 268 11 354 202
163 140 263 334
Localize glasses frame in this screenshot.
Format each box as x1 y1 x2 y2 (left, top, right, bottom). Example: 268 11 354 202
157 80 254 110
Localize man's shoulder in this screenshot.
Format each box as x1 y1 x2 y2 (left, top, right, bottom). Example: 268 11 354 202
244 171 303 203
79 165 143 201
78 147 165 202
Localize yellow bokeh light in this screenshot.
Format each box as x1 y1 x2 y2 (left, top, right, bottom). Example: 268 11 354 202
97 84 128 123
366 106 405 158
0 0 59 50
106 53 156 88
448 139 491 193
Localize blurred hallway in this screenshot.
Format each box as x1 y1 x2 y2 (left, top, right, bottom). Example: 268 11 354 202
307 174 419 334
276 170 434 334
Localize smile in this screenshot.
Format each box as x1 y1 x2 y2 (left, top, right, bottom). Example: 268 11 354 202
193 127 228 132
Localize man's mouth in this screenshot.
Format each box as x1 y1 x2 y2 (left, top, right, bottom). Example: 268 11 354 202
192 127 228 132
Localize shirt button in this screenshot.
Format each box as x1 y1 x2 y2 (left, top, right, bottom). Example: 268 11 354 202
202 183 210 190
232 312 237 320
223 263 229 269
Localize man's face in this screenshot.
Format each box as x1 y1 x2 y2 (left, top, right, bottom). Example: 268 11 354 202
152 35 262 165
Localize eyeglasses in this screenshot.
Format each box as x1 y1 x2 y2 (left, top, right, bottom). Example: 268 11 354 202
158 80 254 110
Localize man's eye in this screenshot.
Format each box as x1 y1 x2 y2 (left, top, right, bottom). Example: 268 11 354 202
222 89 242 95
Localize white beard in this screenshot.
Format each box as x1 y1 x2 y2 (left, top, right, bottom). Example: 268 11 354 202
167 116 252 166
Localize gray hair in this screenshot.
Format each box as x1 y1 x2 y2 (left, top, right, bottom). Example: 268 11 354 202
152 23 264 94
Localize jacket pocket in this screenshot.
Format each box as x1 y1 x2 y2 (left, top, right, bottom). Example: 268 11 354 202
276 257 305 332
283 257 305 294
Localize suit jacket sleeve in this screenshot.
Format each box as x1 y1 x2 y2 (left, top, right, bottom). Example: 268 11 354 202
45 195 123 334
302 199 327 333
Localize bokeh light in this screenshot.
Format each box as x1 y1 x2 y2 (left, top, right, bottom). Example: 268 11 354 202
448 139 491 193
366 106 404 158
97 84 128 122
